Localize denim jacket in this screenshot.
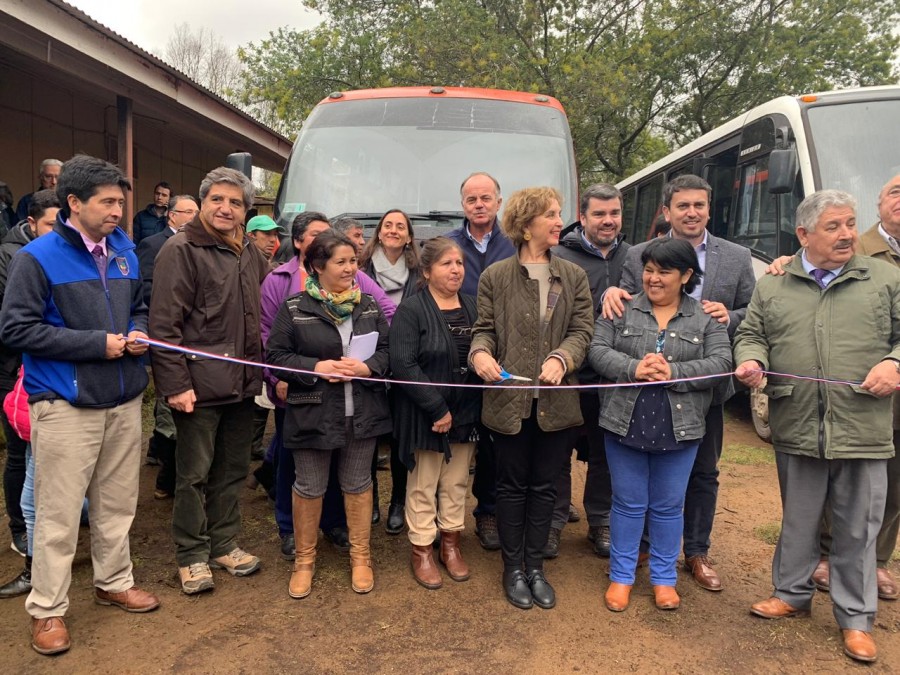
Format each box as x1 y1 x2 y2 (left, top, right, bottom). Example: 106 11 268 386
588 292 732 441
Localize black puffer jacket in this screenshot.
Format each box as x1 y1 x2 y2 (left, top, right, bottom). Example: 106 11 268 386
0 221 35 389
266 291 392 449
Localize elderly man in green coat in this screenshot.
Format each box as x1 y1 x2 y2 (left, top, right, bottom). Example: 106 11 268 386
734 189 900 664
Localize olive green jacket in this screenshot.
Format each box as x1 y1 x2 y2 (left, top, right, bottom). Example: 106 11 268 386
858 226 900 430
470 252 594 435
734 253 900 459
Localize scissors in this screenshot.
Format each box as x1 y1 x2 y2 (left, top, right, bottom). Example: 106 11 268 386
497 368 533 383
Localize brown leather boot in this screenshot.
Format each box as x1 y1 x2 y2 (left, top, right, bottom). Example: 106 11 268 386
439 531 470 582
289 493 322 599
411 544 443 589
344 489 374 593
653 585 681 610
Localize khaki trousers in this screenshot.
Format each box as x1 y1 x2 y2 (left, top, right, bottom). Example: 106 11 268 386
26 396 143 618
405 443 475 547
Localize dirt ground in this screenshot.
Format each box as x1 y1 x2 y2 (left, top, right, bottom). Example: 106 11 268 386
0 400 897 674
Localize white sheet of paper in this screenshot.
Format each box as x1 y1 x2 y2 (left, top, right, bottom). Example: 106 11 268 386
348 331 379 361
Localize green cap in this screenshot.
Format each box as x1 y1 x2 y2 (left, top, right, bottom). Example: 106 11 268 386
246 215 281 233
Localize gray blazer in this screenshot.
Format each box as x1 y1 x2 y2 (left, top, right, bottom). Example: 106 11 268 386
618 232 756 338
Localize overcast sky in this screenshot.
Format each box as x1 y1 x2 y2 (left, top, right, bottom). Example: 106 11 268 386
67 0 322 55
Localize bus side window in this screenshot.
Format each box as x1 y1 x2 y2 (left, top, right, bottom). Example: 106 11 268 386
622 188 636 241
635 175 663 242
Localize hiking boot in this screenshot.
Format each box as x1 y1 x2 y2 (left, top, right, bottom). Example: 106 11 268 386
475 513 501 551
589 525 610 557
567 504 581 523
542 527 561 559
179 562 214 595
210 548 261 577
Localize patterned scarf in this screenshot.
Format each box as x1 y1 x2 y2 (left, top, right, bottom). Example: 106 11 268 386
305 274 361 324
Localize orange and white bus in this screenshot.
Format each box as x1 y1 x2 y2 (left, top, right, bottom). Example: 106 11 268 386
273 86 579 235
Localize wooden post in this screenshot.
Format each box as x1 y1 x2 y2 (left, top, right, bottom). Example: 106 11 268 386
117 95 134 238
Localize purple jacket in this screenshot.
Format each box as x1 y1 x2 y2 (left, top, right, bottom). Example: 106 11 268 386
260 257 397 402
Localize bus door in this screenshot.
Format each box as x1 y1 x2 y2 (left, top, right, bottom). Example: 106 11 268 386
731 116 803 261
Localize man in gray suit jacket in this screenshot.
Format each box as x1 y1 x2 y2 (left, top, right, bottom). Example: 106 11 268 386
602 174 756 591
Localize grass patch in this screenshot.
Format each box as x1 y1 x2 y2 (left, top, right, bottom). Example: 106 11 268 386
753 522 781 545
721 443 775 466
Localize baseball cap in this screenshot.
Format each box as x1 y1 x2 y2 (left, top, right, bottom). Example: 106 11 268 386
246 215 281 233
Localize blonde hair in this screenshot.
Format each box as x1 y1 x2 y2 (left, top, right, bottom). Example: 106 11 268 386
501 187 563 246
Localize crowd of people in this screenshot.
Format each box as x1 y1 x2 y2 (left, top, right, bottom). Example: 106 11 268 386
0 155 897 665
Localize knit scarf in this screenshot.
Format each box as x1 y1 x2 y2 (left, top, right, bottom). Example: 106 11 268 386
199 216 244 255
305 274 361 324
371 246 409 302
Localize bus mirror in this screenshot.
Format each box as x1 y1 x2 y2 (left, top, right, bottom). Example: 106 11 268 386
226 152 253 179
767 149 797 194
690 157 708 177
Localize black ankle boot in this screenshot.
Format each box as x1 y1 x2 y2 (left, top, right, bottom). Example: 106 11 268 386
0 555 31 598
385 503 405 535
502 568 533 610
526 568 556 609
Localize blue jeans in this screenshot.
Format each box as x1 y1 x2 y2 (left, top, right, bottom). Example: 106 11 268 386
605 435 698 586
21 445 34 557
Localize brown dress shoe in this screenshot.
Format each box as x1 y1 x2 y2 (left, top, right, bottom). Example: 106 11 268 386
411 544 442 590
439 531 470 582
750 596 810 619
842 629 877 663
876 567 898 601
811 558 830 592
604 582 631 612
31 616 70 655
94 586 160 613
654 585 681 610
684 554 722 591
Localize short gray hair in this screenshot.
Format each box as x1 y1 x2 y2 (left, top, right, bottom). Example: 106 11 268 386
796 189 857 232
168 194 197 211
331 216 362 234
199 167 254 208
580 183 622 214
39 158 63 173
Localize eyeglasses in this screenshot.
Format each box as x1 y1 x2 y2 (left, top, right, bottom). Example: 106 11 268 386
170 209 199 216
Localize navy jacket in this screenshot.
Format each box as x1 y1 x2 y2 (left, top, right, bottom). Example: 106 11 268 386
133 204 166 244
0 217 149 407
446 219 515 297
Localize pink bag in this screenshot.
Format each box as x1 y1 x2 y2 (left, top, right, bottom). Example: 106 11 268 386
3 366 30 442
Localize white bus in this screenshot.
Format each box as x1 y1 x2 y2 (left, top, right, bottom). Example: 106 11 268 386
615 85 900 438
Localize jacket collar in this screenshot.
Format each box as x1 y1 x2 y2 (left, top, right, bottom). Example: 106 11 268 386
630 290 697 317
560 226 626 258
183 216 248 249
52 214 134 254
784 252 871 284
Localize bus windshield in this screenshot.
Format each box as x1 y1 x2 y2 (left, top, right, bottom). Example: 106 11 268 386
275 96 577 233
807 99 900 229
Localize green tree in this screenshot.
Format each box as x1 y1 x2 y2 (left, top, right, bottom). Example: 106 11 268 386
238 0 899 183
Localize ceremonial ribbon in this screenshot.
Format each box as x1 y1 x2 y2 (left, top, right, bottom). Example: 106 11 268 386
135 337 881 391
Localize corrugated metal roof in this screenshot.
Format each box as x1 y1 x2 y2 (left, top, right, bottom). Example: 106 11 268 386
48 0 290 143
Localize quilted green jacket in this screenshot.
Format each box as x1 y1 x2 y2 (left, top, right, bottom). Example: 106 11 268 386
470 252 594 435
